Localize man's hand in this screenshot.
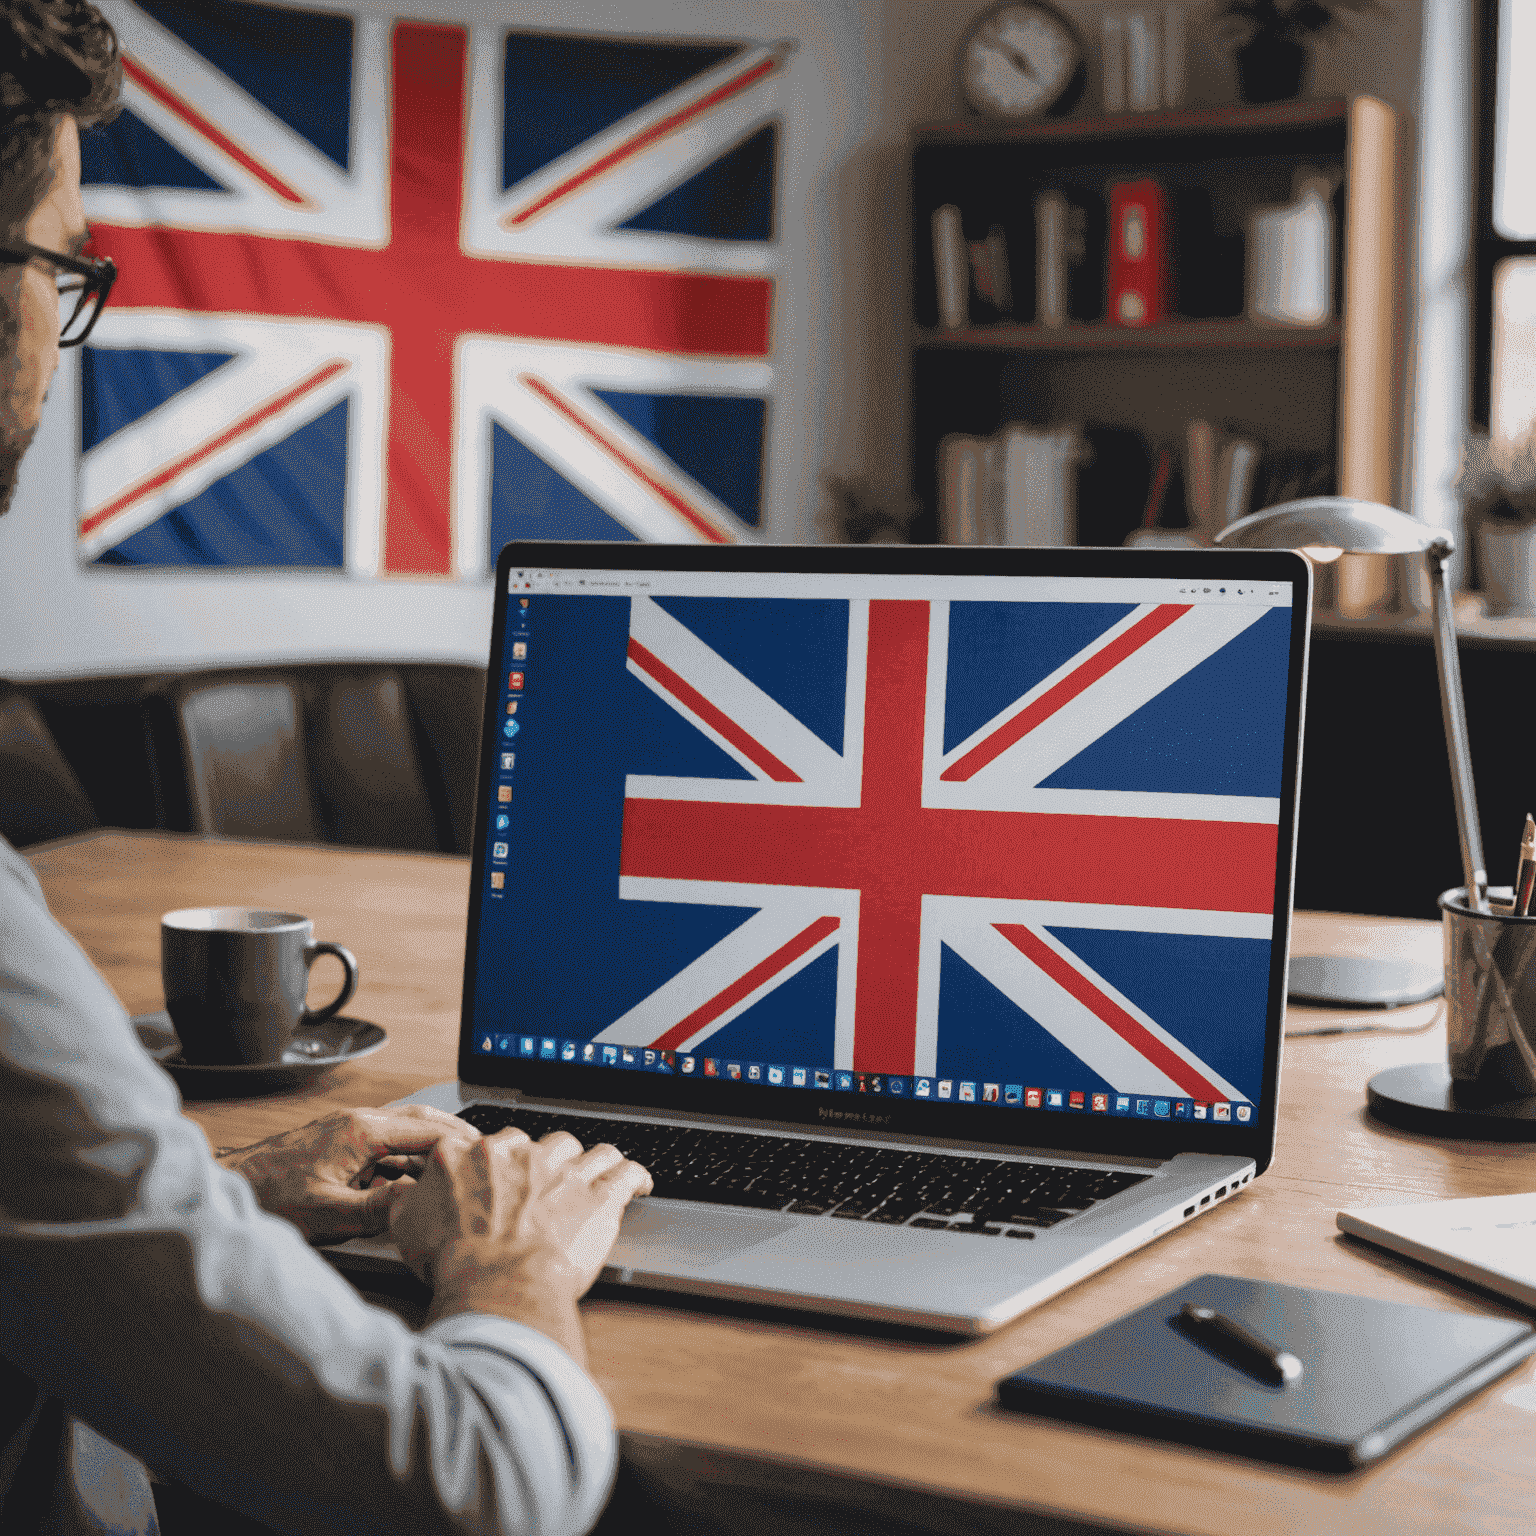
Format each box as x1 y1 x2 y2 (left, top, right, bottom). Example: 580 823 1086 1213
390 1128 652 1363
216 1105 478 1243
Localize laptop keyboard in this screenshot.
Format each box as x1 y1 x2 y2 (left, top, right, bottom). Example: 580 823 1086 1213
457 1104 1150 1238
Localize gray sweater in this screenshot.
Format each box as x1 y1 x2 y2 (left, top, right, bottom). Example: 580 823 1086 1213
0 838 616 1534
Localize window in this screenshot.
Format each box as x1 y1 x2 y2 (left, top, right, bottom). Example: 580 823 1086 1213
1475 0 1536 439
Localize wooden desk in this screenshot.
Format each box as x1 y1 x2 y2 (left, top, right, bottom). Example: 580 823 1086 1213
28 830 1536 1536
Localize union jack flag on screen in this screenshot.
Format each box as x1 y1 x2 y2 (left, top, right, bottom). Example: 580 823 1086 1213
78 1 779 571
487 592 1293 1104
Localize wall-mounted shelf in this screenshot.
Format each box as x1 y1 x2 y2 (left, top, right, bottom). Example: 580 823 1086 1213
914 319 1342 354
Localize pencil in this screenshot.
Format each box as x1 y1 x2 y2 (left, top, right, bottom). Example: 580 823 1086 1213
1516 813 1535 916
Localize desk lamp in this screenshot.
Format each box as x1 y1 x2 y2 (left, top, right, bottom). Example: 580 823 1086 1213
1215 497 1483 1013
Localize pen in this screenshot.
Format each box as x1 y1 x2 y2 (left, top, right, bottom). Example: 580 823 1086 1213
1516 814 1535 917
1178 1302 1303 1386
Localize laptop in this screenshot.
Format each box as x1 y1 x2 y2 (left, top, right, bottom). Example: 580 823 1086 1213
330 539 1311 1335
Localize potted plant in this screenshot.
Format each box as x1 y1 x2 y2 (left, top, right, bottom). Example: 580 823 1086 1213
1457 431 1536 618
1218 1 1380 104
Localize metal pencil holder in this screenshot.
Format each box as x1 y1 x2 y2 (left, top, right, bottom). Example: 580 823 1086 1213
1441 886 1536 1103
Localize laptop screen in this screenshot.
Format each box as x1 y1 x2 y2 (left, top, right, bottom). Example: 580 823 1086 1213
460 542 1309 1165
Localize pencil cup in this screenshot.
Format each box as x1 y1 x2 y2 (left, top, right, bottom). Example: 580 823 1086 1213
1441 887 1536 1101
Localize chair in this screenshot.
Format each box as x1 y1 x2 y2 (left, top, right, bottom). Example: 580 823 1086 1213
0 685 99 848
172 679 321 842
400 664 487 855
307 669 439 852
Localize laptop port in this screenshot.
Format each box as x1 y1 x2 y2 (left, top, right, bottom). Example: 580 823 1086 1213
1199 1196 1210 1207
1183 1205 1195 1218
1215 1185 1227 1198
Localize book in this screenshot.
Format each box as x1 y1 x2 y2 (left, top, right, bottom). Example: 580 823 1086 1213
931 204 968 330
1035 192 1068 329
1107 178 1171 327
998 424 1087 546
1214 436 1261 527
937 434 996 545
1124 11 1160 112
1162 5 1187 108
967 225 1013 315
1100 13 1126 113
1339 1193 1536 1310
1247 173 1335 327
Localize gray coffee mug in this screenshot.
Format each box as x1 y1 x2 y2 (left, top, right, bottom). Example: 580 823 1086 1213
162 907 359 1065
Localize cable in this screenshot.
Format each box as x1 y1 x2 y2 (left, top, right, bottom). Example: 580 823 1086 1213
1283 996 1446 1039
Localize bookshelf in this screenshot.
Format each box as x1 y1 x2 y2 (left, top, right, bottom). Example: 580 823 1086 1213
909 97 1400 546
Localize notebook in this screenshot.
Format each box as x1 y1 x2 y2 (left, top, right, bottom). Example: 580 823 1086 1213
996 1272 1536 1469
328 541 1311 1334
1339 1192 1536 1309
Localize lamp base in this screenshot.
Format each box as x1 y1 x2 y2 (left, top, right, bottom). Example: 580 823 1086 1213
1287 955 1444 1009
1366 1063 1536 1141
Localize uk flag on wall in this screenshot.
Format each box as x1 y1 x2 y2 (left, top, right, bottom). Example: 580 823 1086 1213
78 0 781 572
489 592 1293 1103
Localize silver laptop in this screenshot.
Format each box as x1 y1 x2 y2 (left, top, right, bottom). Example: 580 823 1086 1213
332 540 1310 1335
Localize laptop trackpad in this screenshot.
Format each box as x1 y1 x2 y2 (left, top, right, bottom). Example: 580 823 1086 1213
615 1201 795 1270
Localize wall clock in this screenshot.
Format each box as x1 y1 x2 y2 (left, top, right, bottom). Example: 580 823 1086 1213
959 2 1086 121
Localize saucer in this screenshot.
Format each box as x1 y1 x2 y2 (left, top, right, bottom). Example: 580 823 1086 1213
132 1012 387 1096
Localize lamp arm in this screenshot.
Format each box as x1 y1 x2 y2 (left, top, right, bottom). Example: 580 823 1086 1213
1427 541 1487 910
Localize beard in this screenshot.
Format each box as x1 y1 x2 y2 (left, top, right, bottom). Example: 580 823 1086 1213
0 297 33 519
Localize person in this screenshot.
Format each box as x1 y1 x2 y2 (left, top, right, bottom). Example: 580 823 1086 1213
0 4 652 1532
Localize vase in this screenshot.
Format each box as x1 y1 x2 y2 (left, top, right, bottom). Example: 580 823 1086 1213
1477 520 1536 617
1235 37 1307 104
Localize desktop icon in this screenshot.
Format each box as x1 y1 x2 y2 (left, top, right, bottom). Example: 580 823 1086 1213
511 642 527 660
982 1083 1000 1103
767 1066 784 1085
1153 1099 1171 1118
887 1077 904 1095
1115 1095 1131 1114
680 1055 696 1074
582 1043 595 1061
1194 1102 1209 1120
493 1035 512 1054
502 719 519 739
836 1071 854 1091
497 785 512 803
1235 1103 1252 1122
1091 1093 1108 1113
520 1036 535 1056
508 671 524 691
791 1067 806 1087
479 1035 493 1053
855 1074 868 1093
500 752 515 771
506 700 519 715
644 1050 656 1066
704 1058 718 1077
1025 1088 1042 1109
1046 1090 1064 1109
656 1052 675 1073
1135 1098 1151 1117
870 1076 883 1093
489 872 505 891
621 1047 637 1065
937 1079 953 1100
727 1063 742 1080
539 1038 556 1059
561 1042 576 1061
914 1077 931 1098
747 1064 762 1082
1068 1091 1085 1110
815 1069 831 1089
1173 1100 1190 1119
1213 1102 1231 1121
958 1082 976 1102
602 1044 618 1065
1004 1085 1022 1106
495 814 509 831
491 842 508 860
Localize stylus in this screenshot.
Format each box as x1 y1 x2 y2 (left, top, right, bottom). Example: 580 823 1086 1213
1178 1302 1303 1386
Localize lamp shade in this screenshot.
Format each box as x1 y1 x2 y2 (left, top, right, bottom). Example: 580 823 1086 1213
1217 497 1454 558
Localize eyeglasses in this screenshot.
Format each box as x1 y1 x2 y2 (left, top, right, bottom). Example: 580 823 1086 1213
0 241 117 346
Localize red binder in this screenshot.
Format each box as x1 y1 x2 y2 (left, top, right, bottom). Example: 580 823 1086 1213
1107 178 1170 327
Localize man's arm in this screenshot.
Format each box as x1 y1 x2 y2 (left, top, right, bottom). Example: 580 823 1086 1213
0 844 639 1535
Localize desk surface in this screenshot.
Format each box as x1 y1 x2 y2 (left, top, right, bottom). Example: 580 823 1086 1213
28 830 1536 1536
